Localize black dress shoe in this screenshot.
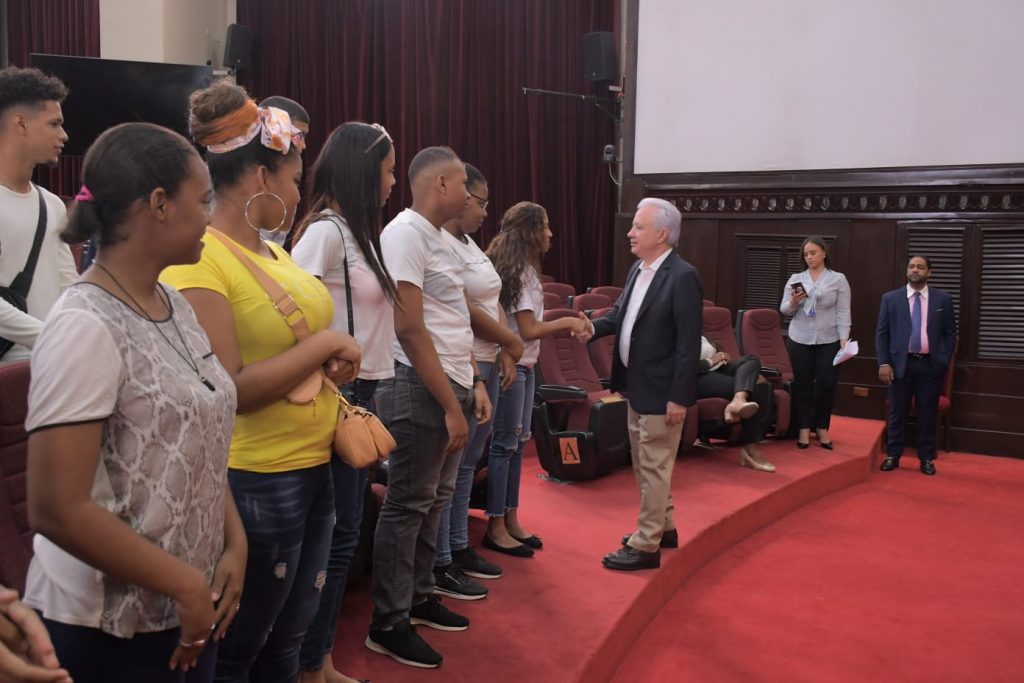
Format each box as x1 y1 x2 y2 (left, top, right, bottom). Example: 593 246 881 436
621 528 678 549
920 459 936 476
510 533 543 550
482 534 534 558
602 546 660 571
819 441 834 450
879 457 899 471
796 441 810 449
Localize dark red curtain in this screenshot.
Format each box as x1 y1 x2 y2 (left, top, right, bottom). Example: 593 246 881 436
6 0 100 198
237 0 618 288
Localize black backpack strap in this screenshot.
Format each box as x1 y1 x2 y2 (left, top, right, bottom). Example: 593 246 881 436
8 185 49 297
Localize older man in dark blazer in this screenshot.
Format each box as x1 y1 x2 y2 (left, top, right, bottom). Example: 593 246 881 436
587 198 703 570
876 255 957 475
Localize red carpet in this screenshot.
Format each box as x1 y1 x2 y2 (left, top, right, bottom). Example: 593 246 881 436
328 416 881 682
612 451 1024 682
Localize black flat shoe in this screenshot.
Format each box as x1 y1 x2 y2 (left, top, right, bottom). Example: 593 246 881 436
622 528 678 549
920 459 936 476
880 456 900 472
796 441 810 449
482 534 534 558
819 441 834 450
510 533 543 550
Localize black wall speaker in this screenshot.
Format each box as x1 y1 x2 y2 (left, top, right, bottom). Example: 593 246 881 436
582 31 617 82
224 24 252 70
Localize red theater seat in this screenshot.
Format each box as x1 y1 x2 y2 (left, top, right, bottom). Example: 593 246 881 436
703 307 790 438
0 361 34 592
533 309 630 480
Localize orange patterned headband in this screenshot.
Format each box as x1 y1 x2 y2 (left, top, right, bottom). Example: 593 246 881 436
200 99 301 155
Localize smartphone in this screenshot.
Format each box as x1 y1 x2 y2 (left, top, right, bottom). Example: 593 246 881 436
792 282 805 295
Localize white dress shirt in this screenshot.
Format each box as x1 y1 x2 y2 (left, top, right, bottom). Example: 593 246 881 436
619 248 673 367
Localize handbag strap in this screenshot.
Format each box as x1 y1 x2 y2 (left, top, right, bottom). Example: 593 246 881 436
8 186 48 297
323 214 355 336
206 227 312 341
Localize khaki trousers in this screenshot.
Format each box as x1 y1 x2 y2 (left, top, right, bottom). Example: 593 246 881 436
625 404 684 553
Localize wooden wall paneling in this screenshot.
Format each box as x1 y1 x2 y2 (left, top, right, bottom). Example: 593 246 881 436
677 219 719 303
610 212 635 286
978 224 1024 360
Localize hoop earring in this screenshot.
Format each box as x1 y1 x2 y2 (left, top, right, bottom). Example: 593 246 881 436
244 191 288 233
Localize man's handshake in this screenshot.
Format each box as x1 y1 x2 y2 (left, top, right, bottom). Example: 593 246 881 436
570 311 595 344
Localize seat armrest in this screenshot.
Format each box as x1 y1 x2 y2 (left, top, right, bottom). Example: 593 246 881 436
537 384 588 402
760 367 782 378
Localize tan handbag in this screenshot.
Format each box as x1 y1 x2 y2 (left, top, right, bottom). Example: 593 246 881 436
207 227 395 467
323 376 397 467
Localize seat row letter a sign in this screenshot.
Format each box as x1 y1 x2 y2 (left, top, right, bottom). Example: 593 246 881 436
560 437 581 464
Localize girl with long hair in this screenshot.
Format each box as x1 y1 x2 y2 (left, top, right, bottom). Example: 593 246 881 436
483 202 590 556
291 121 398 683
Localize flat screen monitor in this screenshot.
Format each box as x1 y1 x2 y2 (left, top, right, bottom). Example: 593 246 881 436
29 54 214 156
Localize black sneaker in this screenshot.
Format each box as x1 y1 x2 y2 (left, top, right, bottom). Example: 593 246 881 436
434 564 488 601
410 595 469 631
365 620 442 668
453 546 503 579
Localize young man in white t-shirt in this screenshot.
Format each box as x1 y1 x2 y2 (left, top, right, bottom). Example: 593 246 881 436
0 67 77 363
367 147 491 669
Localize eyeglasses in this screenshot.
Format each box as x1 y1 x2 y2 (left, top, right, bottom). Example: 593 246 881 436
468 190 489 210
363 123 392 154
291 129 306 152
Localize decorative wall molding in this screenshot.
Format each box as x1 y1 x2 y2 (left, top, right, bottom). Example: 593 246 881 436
636 165 1024 218
654 187 1024 217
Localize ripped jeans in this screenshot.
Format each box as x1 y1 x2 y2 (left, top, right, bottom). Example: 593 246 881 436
486 365 535 517
215 463 334 682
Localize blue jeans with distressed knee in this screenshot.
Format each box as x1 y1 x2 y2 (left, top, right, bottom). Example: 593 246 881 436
299 379 378 671
486 365 534 517
214 463 334 682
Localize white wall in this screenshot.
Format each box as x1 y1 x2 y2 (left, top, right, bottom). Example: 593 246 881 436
634 0 1024 174
101 0 234 66
100 0 164 62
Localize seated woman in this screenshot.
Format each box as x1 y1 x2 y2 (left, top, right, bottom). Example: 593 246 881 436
696 336 775 472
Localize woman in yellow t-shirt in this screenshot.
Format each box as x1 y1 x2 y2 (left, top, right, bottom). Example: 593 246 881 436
162 82 360 681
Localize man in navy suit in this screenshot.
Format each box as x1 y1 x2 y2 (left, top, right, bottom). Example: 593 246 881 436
876 255 957 475
587 198 703 570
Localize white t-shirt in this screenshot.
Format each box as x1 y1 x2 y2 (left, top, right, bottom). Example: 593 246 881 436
24 284 236 637
0 184 78 362
506 267 544 368
291 210 395 380
381 208 473 388
440 229 502 363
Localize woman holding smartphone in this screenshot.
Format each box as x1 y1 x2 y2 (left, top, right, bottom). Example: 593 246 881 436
780 236 851 449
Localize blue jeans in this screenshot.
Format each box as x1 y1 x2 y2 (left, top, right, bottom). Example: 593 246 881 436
436 360 501 565
486 365 535 517
370 362 473 629
299 379 378 671
43 619 217 683
215 463 334 682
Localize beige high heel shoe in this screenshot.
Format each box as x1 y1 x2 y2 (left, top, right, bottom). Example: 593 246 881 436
739 446 776 473
724 401 759 423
